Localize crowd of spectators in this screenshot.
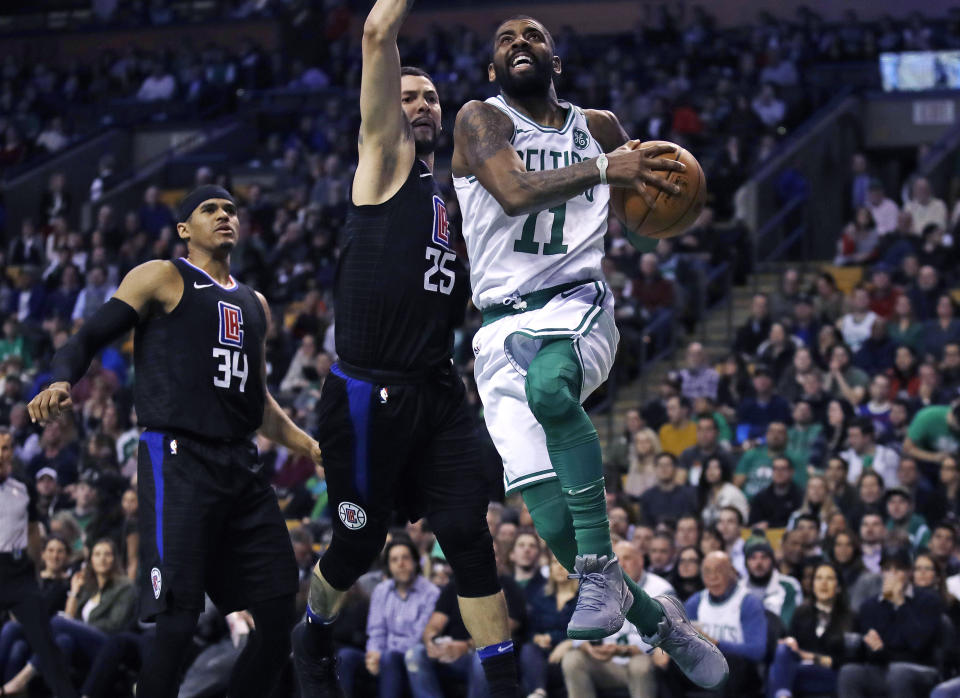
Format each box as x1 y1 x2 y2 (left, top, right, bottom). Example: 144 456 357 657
5 3 960 698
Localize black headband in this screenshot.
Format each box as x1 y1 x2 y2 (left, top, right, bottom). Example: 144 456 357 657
177 185 235 223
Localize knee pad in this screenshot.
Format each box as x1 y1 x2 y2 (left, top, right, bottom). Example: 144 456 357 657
318 525 388 592
429 507 499 598
525 346 581 426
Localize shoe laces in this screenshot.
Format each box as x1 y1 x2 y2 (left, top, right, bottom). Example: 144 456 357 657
568 569 608 612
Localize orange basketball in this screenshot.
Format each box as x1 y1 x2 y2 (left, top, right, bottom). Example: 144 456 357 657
609 140 706 240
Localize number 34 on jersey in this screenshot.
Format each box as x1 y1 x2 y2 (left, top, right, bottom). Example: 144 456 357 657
214 301 249 392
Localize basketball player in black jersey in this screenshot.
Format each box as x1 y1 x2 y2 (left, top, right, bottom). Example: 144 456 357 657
28 184 321 698
291 0 520 696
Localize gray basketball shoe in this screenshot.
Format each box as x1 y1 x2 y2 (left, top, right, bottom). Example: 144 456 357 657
640 594 729 689
566 554 634 640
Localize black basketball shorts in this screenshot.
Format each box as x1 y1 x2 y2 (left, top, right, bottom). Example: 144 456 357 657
316 364 489 552
137 431 298 620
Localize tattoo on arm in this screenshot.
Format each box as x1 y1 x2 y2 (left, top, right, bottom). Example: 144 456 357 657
460 102 515 165
458 102 600 215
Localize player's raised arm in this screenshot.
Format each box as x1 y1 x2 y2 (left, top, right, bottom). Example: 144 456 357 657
357 0 415 158
452 100 684 217
27 260 182 424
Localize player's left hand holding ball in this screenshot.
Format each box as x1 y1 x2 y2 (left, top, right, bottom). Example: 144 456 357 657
28 381 73 424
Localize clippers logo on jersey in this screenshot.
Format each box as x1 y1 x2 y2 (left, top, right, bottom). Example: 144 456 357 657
217 301 244 348
431 195 450 249
338 501 367 530
151 567 162 599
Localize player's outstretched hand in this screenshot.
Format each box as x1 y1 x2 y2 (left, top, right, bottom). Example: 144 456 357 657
605 141 685 207
28 381 73 424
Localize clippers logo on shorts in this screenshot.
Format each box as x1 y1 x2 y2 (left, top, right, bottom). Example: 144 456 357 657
431 195 450 249
338 501 367 530
151 567 162 599
218 301 244 348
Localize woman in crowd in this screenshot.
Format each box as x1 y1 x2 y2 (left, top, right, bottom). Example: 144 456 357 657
834 207 879 266
931 456 960 524
822 398 853 456
521 553 578 698
0 538 136 695
888 294 923 354
913 552 960 629
778 346 817 403
768 562 857 698
827 530 881 612
788 475 838 532
757 322 798 383
49 510 84 564
887 344 920 398
815 325 843 370
923 294 960 361
697 455 749 527
0 536 72 686
623 427 661 498
668 546 704 602
717 352 751 417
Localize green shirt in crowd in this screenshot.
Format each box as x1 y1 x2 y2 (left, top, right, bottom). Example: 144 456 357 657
735 447 807 499
907 405 959 457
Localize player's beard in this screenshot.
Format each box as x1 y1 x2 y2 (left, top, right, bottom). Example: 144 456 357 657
494 58 553 99
413 124 439 156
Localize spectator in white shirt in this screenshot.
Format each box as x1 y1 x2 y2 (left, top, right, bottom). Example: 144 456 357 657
137 63 177 102
751 84 786 129
904 177 947 235
759 49 799 87
866 179 900 235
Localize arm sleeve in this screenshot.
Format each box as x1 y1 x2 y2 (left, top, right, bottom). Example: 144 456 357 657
50 298 140 386
716 595 767 662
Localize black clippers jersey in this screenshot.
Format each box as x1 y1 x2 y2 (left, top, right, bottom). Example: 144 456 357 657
334 159 469 373
134 258 266 440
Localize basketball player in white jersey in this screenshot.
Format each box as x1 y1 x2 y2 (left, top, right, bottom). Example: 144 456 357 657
452 15 727 689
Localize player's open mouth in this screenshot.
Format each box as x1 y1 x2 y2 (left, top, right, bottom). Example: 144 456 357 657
510 53 534 69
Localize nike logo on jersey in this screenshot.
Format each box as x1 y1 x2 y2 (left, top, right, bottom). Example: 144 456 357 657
194 282 213 289
516 128 532 133
420 173 433 178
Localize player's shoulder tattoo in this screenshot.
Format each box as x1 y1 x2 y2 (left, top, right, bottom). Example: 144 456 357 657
455 100 514 164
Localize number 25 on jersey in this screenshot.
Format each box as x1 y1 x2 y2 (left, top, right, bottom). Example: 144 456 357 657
424 247 456 295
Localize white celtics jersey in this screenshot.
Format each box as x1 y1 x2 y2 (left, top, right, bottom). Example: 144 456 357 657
696 582 750 644
454 95 610 309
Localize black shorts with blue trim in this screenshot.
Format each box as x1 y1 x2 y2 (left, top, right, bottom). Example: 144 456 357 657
136 430 298 621
316 363 488 571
